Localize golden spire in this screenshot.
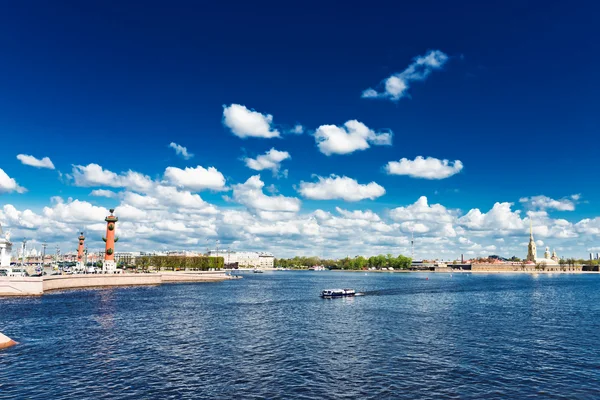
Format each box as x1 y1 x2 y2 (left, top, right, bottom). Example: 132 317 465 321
529 216 533 237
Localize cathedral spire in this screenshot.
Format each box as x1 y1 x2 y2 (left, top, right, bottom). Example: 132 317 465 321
526 217 537 262
530 218 533 238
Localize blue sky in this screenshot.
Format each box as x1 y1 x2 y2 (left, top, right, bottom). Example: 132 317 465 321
0 1 599 258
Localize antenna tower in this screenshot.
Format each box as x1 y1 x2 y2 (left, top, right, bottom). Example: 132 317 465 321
411 228 414 260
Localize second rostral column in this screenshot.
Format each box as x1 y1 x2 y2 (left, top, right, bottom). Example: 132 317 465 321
76 232 85 270
102 208 119 272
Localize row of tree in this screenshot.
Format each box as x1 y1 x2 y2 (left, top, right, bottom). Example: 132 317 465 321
134 256 224 271
275 254 412 270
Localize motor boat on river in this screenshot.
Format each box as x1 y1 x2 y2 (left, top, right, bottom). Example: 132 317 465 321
320 288 356 298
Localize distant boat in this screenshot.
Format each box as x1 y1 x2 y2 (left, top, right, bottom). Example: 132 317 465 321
320 288 355 298
253 268 263 274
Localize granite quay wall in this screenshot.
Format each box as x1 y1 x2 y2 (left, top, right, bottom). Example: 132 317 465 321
0 271 233 296
161 271 234 282
0 277 43 296
42 274 162 292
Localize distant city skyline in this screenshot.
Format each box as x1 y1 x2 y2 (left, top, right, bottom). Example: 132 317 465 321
1 1 599 258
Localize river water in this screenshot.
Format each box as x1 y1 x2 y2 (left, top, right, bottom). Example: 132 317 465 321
1 271 600 399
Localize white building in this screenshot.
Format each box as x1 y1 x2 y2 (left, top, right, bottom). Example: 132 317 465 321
207 250 274 268
0 225 12 268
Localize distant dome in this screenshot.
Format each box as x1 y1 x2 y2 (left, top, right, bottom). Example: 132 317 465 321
535 257 558 266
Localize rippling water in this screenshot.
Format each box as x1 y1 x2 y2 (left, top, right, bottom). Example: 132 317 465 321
1 272 600 399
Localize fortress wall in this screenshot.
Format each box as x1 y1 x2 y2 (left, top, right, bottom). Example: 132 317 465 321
472 263 583 272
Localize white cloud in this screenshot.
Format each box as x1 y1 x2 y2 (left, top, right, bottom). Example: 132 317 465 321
0 204 44 228
232 175 301 213
289 125 304 134
72 163 118 187
362 50 449 101
122 192 163 210
114 204 147 221
43 198 108 223
314 120 392 156
0 168 26 194
90 189 117 198
458 202 524 231
519 195 578 211
385 156 463 179
152 185 218 213
16 154 55 169
71 164 154 192
298 175 385 201
389 196 457 238
1 187 599 260
163 165 227 191
389 196 455 223
3 159 598 259
168 142 194 160
244 148 291 175
335 207 381 222
222 104 280 138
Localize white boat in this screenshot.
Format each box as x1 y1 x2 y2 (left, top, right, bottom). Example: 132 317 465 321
253 268 263 274
320 288 356 298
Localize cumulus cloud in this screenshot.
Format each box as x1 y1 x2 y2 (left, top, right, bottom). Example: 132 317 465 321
458 202 524 232
222 104 280 139
519 194 579 211
389 196 457 237
163 165 227 191
90 189 117 198
232 175 301 214
385 156 463 179
0 188 596 260
16 154 55 169
335 207 381 222
168 142 194 160
0 168 26 194
389 196 456 223
362 50 449 101
298 175 385 201
243 148 291 175
43 198 109 223
314 120 392 156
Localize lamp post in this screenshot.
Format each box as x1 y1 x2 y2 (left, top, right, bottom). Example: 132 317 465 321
42 241 47 268
21 239 27 267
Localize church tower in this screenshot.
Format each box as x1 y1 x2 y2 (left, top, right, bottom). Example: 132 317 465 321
526 219 537 262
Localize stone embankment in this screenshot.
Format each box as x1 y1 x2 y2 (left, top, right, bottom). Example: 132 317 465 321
0 271 236 297
0 332 17 349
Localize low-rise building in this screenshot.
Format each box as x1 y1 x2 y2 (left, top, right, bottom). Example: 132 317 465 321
207 250 274 268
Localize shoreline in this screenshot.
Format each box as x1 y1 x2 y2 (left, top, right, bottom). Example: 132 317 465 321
330 269 597 274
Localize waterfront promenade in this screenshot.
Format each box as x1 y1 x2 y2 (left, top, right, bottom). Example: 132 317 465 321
0 271 236 296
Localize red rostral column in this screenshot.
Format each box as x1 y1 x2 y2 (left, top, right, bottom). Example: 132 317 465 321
102 208 119 272
76 232 85 269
